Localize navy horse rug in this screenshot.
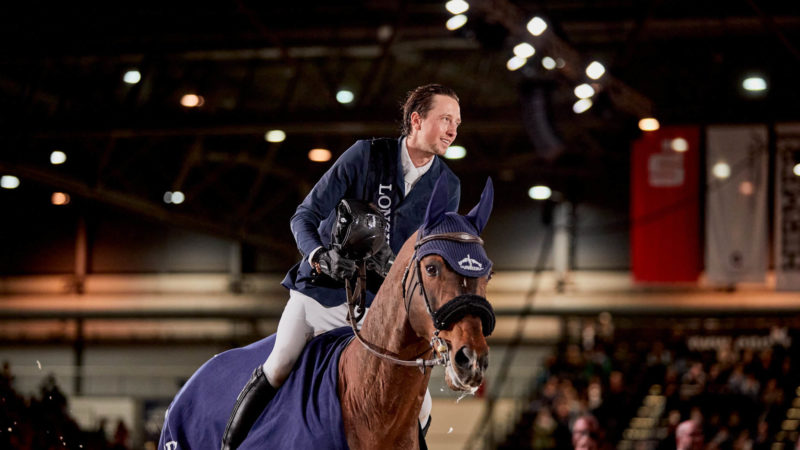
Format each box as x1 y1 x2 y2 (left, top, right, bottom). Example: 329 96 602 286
159 327 354 450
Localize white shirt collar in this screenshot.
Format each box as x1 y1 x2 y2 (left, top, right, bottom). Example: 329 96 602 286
400 137 434 195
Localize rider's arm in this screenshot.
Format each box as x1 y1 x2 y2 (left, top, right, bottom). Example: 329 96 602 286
289 141 368 259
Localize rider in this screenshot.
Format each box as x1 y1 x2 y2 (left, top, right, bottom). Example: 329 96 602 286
222 84 463 450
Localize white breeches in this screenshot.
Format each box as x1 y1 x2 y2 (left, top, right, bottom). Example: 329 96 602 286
262 289 366 387
261 289 432 426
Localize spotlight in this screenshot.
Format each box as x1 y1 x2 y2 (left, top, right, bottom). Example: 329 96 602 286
573 99 593 114
526 17 547 36
638 118 660 131
50 150 67 165
123 70 141 85
180 94 204 108
446 14 467 30
513 43 535 58
445 145 466 159
1 175 20 189
265 130 286 143
308 148 332 162
51 192 70 205
586 61 605 80
336 90 354 104
506 56 527 71
742 76 767 92
574 84 595 99
528 185 552 200
445 0 469 15
712 162 731 179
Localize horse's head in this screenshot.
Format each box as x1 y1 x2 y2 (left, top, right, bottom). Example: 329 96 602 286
401 173 495 392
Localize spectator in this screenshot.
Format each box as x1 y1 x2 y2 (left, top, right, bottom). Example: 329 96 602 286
675 420 704 450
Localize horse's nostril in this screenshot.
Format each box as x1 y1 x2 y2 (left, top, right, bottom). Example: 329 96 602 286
455 347 471 369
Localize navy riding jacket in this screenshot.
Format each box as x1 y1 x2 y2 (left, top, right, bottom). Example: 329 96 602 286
281 138 461 307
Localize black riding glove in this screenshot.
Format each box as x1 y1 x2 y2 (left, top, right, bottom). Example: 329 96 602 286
366 242 395 278
313 248 357 282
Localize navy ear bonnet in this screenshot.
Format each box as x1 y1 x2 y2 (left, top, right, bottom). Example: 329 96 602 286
417 174 494 277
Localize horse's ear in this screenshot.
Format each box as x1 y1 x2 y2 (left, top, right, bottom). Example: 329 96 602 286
465 177 493 233
422 172 451 232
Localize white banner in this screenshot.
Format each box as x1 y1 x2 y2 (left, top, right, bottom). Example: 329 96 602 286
705 125 768 285
775 123 800 291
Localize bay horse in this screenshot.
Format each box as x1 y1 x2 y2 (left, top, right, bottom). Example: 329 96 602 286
159 175 496 450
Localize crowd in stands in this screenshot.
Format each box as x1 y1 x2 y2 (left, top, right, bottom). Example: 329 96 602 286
500 319 800 450
0 361 130 450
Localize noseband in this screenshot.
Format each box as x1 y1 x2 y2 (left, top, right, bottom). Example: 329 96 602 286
346 230 495 371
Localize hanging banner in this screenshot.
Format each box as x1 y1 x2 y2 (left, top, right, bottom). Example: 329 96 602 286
775 123 800 291
630 126 701 282
705 125 768 285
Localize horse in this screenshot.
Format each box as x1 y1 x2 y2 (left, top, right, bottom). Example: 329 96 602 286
159 175 496 450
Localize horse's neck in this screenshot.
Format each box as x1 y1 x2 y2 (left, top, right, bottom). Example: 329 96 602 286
339 257 431 447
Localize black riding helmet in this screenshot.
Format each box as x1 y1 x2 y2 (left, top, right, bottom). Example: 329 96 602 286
331 199 388 261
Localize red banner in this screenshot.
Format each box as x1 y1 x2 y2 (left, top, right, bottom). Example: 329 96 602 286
630 126 701 282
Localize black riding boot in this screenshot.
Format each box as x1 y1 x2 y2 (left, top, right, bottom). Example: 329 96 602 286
419 415 431 450
221 365 278 450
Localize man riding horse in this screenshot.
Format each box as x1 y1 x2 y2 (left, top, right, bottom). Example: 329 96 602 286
159 173 496 450
222 84 463 449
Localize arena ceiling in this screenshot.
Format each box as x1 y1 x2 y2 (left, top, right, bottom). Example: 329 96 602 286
1 0 798 260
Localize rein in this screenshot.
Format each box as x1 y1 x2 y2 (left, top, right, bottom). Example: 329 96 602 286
345 231 494 371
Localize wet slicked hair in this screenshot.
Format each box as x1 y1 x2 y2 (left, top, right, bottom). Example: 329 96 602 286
401 84 459 136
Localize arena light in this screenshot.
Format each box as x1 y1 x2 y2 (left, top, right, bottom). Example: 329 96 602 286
308 148 332 162
739 181 754 196
513 43 535 59
265 129 286 143
528 185 552 200
336 90 354 104
742 76 767 92
51 192 70 206
180 94 204 108
638 118 660 131
445 145 466 159
572 98 593 114
586 61 606 80
171 191 185 204
671 138 689 152
1 175 20 189
50 150 67 165
712 162 731 179
541 56 556 70
793 163 800 177
574 83 595 99
446 14 467 30
445 0 469 15
526 17 547 36
506 55 527 71
123 70 141 85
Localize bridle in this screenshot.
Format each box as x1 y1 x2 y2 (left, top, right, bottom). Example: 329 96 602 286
345 230 496 371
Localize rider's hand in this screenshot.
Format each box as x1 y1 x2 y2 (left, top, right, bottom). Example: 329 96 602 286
366 243 394 279
313 248 357 282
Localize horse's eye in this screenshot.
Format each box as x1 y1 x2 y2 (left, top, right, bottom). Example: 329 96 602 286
425 264 439 277
488 271 495 281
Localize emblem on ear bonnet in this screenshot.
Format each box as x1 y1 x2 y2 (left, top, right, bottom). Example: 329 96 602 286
418 173 494 277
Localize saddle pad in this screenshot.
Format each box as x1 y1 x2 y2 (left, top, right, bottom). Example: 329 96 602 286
159 327 354 450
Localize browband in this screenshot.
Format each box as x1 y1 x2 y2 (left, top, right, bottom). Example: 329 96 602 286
415 232 484 249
